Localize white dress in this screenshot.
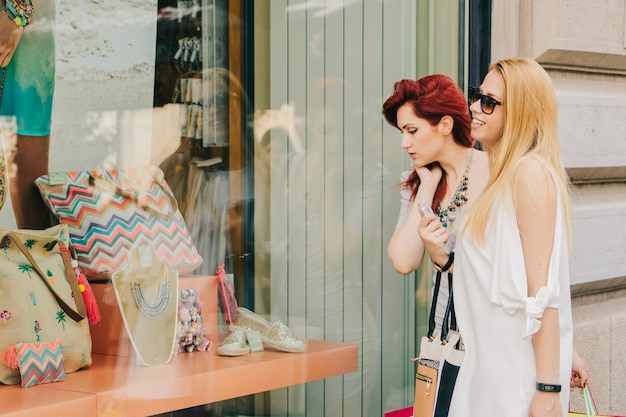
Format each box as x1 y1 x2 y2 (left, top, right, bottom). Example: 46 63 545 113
448 174 573 416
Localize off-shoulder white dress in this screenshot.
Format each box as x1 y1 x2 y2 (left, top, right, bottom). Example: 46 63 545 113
449 171 573 417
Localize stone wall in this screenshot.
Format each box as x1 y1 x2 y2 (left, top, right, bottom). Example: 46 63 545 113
571 288 626 414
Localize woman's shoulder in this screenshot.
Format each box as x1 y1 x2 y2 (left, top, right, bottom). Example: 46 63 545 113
511 156 557 207
514 156 555 184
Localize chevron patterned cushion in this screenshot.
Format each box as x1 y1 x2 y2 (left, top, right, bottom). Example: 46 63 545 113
35 165 203 280
17 340 67 388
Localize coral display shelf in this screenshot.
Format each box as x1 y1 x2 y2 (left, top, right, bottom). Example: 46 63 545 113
0 339 358 417
0 275 358 416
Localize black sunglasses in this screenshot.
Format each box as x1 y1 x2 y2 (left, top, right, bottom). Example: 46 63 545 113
469 86 501 115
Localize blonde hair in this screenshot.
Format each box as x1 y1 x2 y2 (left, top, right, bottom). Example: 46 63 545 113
464 57 571 244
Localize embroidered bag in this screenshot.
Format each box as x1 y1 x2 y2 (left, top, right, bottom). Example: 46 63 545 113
34 165 203 280
0 225 92 385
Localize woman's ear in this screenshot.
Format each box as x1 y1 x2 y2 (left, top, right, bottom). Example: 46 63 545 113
438 115 454 135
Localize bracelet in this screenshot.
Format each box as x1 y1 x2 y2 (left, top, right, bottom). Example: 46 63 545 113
1 0 34 28
536 383 561 393
433 251 454 273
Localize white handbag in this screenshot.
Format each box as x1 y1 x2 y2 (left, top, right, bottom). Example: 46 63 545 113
412 268 464 417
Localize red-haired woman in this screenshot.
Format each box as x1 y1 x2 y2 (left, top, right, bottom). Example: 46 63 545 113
383 74 489 328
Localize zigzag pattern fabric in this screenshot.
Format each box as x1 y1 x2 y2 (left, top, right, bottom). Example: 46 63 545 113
35 166 203 280
17 340 67 388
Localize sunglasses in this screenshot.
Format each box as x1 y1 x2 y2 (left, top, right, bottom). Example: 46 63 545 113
469 86 502 115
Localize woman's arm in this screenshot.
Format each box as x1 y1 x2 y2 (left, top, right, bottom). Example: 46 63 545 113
513 158 562 417
0 1 26 67
387 166 441 274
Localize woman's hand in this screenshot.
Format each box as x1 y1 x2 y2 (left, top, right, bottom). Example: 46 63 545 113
0 12 23 67
415 164 443 189
571 348 590 391
417 206 449 266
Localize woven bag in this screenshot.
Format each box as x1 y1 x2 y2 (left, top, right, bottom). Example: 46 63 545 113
0 225 92 385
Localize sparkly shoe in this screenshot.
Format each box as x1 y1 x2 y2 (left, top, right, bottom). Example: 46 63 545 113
217 326 250 357
233 307 305 353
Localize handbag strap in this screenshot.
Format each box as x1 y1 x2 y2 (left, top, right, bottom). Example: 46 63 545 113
88 168 179 220
427 269 458 342
0 232 87 323
427 270 443 339
448 272 458 332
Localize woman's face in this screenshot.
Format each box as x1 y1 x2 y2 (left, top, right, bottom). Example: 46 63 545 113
396 103 443 168
470 70 505 148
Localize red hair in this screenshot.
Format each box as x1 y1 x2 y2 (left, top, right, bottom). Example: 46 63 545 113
382 75 473 210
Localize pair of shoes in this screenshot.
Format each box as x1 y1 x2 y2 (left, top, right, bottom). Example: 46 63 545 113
217 326 250 356
232 307 305 353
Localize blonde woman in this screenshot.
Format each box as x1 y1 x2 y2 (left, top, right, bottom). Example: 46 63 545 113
449 57 573 416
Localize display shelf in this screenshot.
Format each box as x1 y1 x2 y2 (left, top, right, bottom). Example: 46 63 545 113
0 385 96 417
1 275 358 416
0 339 357 417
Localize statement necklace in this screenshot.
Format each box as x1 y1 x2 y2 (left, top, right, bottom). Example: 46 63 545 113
437 147 474 229
131 279 172 318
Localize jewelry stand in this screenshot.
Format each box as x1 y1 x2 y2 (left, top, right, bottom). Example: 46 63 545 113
112 245 179 366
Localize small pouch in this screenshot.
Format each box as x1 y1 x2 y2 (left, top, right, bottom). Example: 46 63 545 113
17 340 67 388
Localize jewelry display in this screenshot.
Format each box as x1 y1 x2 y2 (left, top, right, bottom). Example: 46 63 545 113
130 280 172 318
112 245 179 366
176 288 210 353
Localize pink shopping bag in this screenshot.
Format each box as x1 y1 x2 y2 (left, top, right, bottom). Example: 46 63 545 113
384 406 413 417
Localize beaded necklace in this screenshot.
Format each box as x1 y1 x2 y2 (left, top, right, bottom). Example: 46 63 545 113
130 279 172 318
437 147 474 229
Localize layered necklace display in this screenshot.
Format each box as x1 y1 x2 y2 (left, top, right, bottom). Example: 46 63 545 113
437 148 474 230
130 279 172 318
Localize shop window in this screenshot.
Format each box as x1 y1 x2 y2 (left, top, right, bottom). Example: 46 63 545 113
152 0 255 308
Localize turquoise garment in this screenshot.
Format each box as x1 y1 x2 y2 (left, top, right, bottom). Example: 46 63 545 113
0 1 55 136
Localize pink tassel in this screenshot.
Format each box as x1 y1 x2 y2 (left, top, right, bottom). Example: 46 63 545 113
0 344 19 369
75 265 101 325
60 245 102 325
215 262 234 325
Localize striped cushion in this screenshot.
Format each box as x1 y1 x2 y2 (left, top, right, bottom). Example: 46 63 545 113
35 165 203 280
